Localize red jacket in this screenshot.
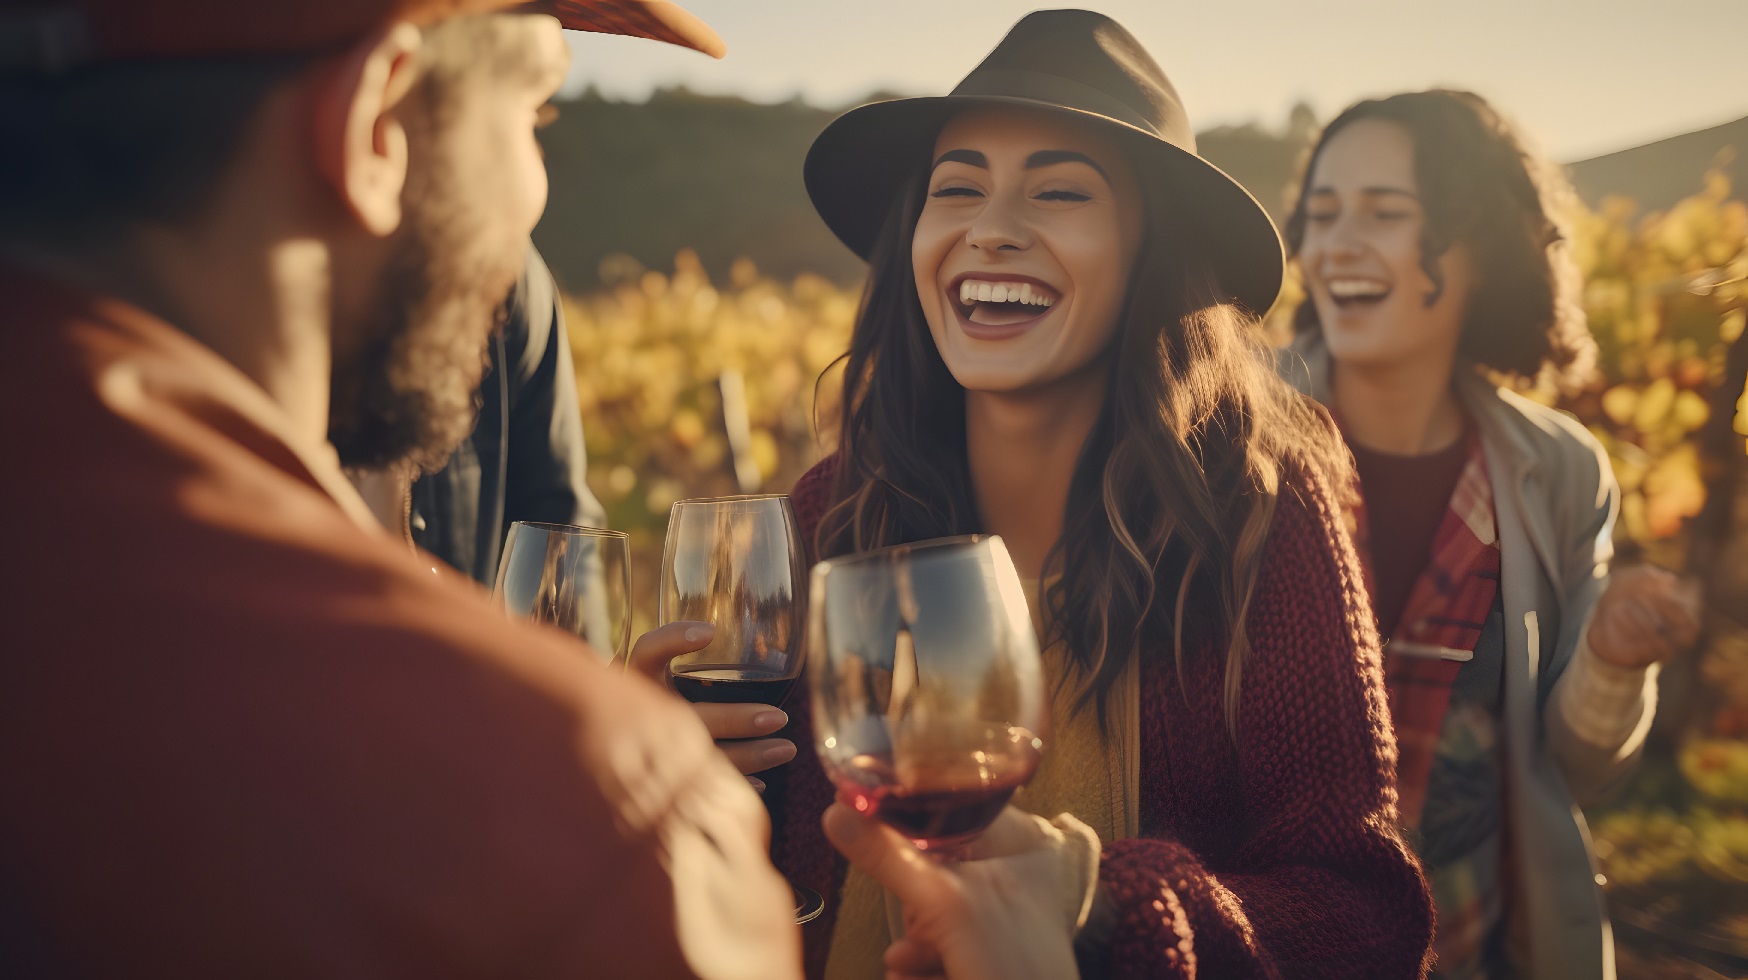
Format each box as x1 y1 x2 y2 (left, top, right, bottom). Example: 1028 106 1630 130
0 267 800 978
770 456 1434 979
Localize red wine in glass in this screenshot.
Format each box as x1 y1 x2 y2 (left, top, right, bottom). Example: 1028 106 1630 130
808 534 1048 862
670 664 799 706
833 730 1042 851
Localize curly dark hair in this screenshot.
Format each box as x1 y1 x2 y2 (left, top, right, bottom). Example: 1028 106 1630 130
1284 89 1596 392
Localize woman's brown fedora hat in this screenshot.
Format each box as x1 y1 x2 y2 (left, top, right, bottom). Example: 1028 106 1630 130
804 8 1283 316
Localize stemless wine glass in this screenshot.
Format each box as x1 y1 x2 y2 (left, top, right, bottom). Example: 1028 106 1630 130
808 534 1046 858
493 521 632 666
658 493 821 923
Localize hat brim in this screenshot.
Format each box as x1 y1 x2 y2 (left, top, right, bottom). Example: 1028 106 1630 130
804 95 1284 316
536 0 725 58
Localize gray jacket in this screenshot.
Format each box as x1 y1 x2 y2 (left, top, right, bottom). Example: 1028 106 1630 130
1282 333 1629 979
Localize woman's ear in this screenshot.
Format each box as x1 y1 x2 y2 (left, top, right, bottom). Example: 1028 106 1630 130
309 22 423 238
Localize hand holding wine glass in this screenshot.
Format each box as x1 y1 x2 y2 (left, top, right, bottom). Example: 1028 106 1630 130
823 802 1095 980
629 621 795 781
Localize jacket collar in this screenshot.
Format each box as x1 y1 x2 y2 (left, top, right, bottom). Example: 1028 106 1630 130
6 263 386 536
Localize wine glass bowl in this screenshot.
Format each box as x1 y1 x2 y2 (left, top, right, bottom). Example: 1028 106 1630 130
659 494 807 707
808 535 1046 854
492 521 632 665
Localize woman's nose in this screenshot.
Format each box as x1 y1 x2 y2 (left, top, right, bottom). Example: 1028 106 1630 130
966 195 1032 252
1317 219 1366 262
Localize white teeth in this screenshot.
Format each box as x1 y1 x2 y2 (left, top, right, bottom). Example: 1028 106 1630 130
954 279 1057 308
1327 279 1389 299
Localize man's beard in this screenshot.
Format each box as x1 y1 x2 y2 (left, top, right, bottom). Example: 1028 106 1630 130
327 166 523 474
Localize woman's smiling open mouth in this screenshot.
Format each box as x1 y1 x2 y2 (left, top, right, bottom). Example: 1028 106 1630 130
949 274 1060 336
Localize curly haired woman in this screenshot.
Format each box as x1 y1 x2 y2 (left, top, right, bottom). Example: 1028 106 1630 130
1280 89 1702 979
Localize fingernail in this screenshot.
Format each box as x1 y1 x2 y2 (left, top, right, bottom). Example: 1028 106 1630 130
748 776 766 793
763 742 797 765
685 624 713 643
753 710 789 732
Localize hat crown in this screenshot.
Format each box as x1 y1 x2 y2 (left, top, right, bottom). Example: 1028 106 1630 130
949 9 1194 152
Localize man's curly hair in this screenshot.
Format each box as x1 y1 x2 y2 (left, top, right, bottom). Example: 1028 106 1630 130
1285 89 1597 393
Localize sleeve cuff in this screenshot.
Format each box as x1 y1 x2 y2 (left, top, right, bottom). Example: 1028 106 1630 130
1556 629 1659 750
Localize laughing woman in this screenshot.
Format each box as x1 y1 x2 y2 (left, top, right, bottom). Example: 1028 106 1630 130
763 10 1434 978
1281 90 1702 979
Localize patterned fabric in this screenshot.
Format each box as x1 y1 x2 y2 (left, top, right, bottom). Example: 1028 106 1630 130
772 455 1435 979
1347 433 1511 978
1348 434 1502 828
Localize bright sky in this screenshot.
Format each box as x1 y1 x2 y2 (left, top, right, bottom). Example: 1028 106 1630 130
563 0 1748 161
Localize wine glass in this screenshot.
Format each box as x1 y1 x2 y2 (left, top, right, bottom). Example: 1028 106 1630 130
493 521 632 666
659 494 807 705
658 493 821 923
807 535 1046 858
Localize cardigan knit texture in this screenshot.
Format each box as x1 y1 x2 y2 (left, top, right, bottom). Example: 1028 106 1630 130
768 455 1436 979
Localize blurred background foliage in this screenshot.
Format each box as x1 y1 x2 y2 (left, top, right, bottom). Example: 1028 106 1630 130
562 163 1748 972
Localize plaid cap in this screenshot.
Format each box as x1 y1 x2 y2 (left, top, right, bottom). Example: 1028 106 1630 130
0 0 724 72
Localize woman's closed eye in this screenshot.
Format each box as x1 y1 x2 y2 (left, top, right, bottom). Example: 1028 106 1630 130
930 185 984 199
1035 189 1092 203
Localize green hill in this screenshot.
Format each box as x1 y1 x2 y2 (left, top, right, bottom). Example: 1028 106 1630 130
1568 115 1747 213
532 88 1745 293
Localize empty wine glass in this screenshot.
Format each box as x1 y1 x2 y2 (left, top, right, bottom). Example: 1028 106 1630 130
493 521 632 666
658 493 821 923
808 534 1046 858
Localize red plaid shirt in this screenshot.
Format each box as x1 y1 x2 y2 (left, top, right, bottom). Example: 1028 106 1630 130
1347 433 1502 828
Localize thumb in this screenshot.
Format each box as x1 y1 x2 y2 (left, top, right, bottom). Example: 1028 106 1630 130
628 621 714 681
822 803 958 910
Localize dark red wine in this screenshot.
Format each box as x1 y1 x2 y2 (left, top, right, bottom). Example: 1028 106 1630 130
832 733 1042 850
670 664 798 706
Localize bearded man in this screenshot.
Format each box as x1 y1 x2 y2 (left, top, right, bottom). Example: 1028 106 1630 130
0 2 798 976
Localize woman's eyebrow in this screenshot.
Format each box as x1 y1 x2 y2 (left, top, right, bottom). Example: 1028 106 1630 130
1024 150 1109 182
1308 184 1419 201
932 149 988 171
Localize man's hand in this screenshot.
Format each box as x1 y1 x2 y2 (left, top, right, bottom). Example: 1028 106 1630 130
824 804 1091 980
1587 566 1703 669
630 622 796 785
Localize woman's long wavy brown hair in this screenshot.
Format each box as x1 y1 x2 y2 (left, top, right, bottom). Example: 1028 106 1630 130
816 151 1352 733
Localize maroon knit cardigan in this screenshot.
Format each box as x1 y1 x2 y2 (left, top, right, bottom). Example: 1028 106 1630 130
769 455 1434 979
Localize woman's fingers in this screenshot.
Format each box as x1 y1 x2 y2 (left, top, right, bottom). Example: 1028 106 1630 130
691 699 794 775
823 803 965 916
626 622 797 774
884 937 946 977
692 701 790 739
719 736 797 776
628 621 715 680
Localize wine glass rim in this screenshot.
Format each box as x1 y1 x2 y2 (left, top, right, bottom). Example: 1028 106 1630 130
512 520 630 540
814 534 998 570
671 493 791 505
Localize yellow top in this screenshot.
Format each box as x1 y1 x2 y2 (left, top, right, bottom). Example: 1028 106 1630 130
824 577 1139 980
